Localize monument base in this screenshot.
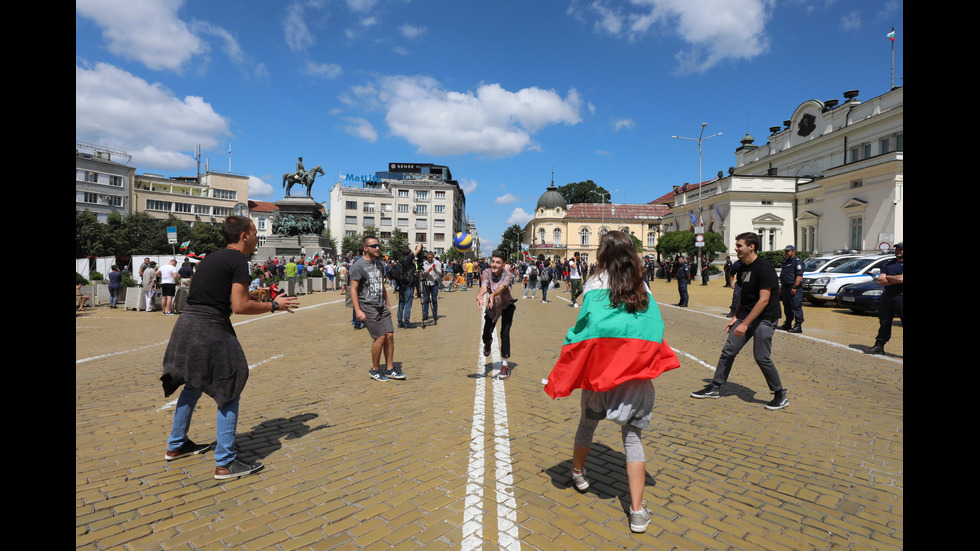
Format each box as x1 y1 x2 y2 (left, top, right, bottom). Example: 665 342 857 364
254 196 335 261
256 234 335 262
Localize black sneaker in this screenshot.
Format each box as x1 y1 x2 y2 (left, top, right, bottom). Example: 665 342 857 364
483 343 491 357
165 440 213 461
765 391 789 410
214 458 264 480
369 369 389 382
690 384 720 399
866 343 885 355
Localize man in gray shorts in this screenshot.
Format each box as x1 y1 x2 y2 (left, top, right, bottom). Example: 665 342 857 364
350 235 402 381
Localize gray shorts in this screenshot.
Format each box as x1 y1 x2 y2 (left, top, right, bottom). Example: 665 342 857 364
362 303 394 339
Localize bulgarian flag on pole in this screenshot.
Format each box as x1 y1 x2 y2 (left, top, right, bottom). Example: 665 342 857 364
887 27 895 41
544 274 680 399
180 240 191 251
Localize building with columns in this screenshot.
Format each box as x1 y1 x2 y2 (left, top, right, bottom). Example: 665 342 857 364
665 86 903 255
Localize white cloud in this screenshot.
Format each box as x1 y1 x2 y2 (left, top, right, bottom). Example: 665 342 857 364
494 193 519 204
459 178 479 195
343 117 378 143
283 2 316 52
582 0 775 73
249 176 275 197
840 11 861 31
75 63 229 171
613 118 635 131
400 24 428 39
76 0 206 72
305 60 343 79
506 207 534 226
351 76 583 157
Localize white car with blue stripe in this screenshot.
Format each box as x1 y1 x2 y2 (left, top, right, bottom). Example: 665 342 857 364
801 254 895 305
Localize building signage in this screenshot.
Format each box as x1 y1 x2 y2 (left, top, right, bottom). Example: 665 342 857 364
389 163 423 173
341 173 376 182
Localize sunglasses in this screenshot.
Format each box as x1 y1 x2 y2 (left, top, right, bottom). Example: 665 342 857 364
365 244 380 249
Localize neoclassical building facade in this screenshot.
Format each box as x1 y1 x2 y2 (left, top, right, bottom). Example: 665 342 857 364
665 86 903 255
522 184 669 265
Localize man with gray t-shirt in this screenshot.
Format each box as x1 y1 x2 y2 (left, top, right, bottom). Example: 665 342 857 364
350 235 402 382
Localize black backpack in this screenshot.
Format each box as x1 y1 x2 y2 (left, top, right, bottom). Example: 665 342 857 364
390 258 415 287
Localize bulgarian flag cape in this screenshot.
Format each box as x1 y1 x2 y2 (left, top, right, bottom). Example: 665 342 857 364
544 273 680 399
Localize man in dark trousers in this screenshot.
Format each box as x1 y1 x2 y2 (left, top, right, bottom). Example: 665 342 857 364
160 216 299 480
691 232 788 410
675 255 690 307
866 243 903 355
779 245 806 333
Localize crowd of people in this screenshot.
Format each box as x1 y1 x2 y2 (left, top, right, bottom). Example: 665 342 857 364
129 218 900 534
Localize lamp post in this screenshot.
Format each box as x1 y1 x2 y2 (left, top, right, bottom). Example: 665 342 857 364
672 123 721 280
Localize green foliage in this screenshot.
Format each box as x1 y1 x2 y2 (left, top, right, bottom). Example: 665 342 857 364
188 223 225 255
656 230 726 260
499 224 524 261
630 234 644 253
341 232 362 257
386 228 409 260
557 180 611 204
759 250 811 267
76 272 88 285
443 247 463 262
120 271 139 287
89 270 104 281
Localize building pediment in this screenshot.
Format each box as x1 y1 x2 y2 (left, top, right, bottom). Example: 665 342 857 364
751 212 785 225
797 210 821 222
841 198 868 211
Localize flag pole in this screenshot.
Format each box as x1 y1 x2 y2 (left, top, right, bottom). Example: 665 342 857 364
888 27 896 89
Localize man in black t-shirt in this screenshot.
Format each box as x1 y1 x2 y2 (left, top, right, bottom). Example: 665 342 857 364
691 232 788 410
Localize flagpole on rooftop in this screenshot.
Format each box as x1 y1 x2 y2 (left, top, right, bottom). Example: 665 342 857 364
888 27 896 89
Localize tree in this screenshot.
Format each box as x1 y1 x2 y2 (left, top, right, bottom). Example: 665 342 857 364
656 230 726 260
499 224 523 261
341 232 362 257
386 228 409 260
188 223 225 255
630 233 644 254
557 180 611 204
76 210 108 258
121 212 167 255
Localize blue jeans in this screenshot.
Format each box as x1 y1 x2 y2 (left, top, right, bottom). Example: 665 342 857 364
168 382 239 465
422 283 439 319
397 284 414 324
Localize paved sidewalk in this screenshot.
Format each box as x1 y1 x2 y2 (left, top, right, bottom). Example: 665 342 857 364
76 280 902 550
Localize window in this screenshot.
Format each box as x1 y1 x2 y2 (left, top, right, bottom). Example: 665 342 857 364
415 204 428 215
380 232 391 239
345 216 357 225
83 192 99 204
415 190 428 201
761 200 773 205
539 229 546 243
398 189 409 198
849 146 861 163
381 203 392 213
147 199 172 211
862 143 871 159
212 189 237 200
416 233 426 242
173 202 192 213
434 219 445 227
346 201 358 210
109 176 124 187
895 133 903 150
435 191 446 200
416 219 427 229
579 228 590 246
850 180 863 189
647 232 656 248
381 217 392 226
258 218 267 231
363 202 375 213
107 195 123 207
194 205 210 215
849 217 863 250
434 204 446 213
434 233 445 241
363 217 375 227
213 207 233 216
397 204 409 213
553 229 562 245
84 171 98 183
397 218 409 227
880 138 890 154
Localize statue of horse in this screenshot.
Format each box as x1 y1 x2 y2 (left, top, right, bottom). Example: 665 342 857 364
283 165 325 197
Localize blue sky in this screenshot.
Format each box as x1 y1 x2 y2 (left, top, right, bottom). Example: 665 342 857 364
76 0 903 252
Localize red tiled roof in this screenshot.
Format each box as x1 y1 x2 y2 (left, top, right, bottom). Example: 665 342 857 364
248 200 279 213
565 203 669 220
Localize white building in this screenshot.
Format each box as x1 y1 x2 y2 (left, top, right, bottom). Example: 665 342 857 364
328 163 467 256
76 142 134 221
666 86 903 255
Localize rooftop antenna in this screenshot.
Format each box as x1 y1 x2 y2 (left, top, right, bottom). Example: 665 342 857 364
228 142 232 172
194 144 202 182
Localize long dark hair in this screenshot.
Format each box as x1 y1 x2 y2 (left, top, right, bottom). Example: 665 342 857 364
593 231 648 313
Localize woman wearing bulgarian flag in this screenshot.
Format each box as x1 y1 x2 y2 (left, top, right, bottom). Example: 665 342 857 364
544 230 680 533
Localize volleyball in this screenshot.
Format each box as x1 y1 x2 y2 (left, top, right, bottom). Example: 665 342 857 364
453 231 473 252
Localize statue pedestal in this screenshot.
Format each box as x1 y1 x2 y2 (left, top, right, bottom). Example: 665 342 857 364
255 197 335 261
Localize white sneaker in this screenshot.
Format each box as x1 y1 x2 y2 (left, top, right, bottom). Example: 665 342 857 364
573 303 580 308
570 468 590 491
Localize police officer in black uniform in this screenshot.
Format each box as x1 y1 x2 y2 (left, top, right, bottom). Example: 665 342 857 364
675 255 690 307
779 245 805 333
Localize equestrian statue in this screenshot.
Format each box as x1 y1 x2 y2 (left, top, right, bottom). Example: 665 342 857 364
283 156 325 197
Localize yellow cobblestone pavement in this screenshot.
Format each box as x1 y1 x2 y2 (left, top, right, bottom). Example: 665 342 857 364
76 278 902 550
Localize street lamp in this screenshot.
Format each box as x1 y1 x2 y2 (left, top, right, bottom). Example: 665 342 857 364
672 123 721 278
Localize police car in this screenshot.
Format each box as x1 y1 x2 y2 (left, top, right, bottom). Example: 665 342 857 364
802 254 864 275
801 254 896 305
